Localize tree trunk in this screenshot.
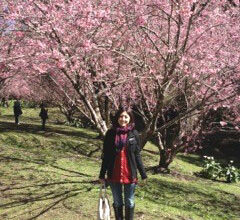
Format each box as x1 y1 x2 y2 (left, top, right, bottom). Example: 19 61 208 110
154 118 180 173
156 148 177 173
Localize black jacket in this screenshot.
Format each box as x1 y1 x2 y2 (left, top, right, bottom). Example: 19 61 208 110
13 101 22 116
99 128 147 180
39 108 48 120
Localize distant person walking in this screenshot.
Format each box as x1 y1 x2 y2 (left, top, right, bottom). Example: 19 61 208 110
39 103 48 130
13 100 22 125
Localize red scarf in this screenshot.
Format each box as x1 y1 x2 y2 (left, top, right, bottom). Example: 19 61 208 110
114 125 133 152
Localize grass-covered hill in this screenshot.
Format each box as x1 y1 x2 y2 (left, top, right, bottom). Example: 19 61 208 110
0 106 240 220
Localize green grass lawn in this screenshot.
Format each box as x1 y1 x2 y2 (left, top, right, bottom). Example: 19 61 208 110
0 106 240 220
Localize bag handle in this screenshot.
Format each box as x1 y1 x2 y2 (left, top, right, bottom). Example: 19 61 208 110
99 182 107 199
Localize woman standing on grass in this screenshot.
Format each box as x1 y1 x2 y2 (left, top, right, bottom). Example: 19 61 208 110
99 107 147 220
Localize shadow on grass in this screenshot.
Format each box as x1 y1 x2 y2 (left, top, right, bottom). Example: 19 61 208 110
143 148 159 155
176 154 203 167
138 177 240 219
0 186 92 220
0 112 102 219
0 123 102 161
0 121 97 140
0 155 92 178
0 155 99 220
59 141 102 158
1 114 41 124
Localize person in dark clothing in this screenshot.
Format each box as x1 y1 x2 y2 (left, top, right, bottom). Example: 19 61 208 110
39 104 48 130
13 100 22 125
99 107 147 220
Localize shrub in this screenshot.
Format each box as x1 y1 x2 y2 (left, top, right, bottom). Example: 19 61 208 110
198 156 240 183
65 118 83 128
221 161 240 183
199 156 222 180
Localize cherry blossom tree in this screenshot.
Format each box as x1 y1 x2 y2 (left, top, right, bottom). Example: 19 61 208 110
104 0 240 171
1 0 117 135
1 0 240 170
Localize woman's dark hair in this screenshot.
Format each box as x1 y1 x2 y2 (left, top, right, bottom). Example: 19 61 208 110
112 107 135 128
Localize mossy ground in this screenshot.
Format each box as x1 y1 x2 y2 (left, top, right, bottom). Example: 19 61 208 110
0 106 239 220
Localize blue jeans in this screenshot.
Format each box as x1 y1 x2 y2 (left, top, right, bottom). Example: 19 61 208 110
109 182 136 208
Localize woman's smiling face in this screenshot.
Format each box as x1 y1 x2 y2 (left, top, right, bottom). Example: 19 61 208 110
118 111 131 127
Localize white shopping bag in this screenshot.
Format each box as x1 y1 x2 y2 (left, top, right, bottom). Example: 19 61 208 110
97 184 111 220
